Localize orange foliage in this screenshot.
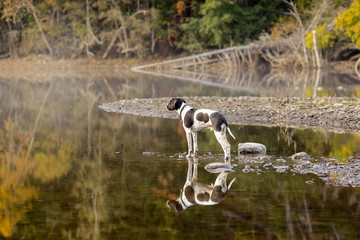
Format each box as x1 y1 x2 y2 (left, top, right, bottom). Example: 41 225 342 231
175 1 187 16
0 117 74 238
152 172 177 200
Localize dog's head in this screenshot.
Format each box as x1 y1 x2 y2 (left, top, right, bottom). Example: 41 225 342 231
166 199 184 214
167 98 186 111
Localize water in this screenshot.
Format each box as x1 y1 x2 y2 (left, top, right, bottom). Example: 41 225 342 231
0 70 360 239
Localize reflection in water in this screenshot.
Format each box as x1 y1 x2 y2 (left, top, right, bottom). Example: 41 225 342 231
0 71 359 239
134 67 360 97
167 157 236 213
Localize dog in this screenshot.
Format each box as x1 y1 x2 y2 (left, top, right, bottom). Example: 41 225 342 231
167 97 236 160
167 157 236 214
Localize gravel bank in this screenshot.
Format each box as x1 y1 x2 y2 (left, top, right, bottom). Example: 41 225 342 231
99 96 360 134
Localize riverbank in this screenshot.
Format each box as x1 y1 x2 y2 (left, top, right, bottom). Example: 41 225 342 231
100 96 360 134
0 57 146 80
0 56 357 74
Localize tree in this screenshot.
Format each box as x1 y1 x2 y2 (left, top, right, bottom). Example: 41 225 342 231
335 0 360 76
304 0 360 73
1 0 54 55
179 0 288 52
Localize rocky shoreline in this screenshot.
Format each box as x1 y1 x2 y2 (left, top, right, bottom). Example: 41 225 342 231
99 96 360 134
238 151 360 188
142 150 360 188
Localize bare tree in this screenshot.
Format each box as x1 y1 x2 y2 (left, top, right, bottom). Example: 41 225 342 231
27 0 54 55
102 0 147 59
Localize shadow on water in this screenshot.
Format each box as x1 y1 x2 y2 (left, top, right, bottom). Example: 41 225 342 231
0 69 359 239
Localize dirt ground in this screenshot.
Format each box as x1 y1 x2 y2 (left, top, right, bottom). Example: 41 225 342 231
100 96 360 134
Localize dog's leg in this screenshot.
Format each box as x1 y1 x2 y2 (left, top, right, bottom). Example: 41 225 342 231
185 130 193 157
222 132 231 160
192 157 198 181
192 132 198 157
186 157 193 182
215 130 231 160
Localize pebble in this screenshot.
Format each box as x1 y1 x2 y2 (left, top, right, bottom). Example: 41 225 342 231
275 166 289 173
263 163 274 168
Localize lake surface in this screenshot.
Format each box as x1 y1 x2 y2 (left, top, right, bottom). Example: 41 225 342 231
0 69 360 239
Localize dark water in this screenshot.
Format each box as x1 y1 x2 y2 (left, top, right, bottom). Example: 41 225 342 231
0 71 360 239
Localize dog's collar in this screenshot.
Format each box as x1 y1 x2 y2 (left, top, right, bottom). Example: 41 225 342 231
179 104 187 122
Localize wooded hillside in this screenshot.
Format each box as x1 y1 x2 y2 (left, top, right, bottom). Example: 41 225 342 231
0 0 359 65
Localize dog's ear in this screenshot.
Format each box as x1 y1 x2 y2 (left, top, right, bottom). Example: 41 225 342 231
166 200 184 213
176 98 185 103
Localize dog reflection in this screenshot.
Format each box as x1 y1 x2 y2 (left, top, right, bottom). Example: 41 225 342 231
167 158 236 214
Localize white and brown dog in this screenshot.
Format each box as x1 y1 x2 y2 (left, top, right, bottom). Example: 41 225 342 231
167 97 236 160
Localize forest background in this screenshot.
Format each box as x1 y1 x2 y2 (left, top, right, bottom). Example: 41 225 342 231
0 0 359 71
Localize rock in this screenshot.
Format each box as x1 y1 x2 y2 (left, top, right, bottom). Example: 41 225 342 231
275 166 289 173
238 142 266 155
291 152 310 160
142 152 159 156
263 163 274 168
276 158 287 163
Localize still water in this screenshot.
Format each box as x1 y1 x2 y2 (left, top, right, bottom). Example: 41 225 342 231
0 70 360 239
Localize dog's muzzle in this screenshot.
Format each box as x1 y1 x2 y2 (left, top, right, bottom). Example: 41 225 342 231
167 104 174 111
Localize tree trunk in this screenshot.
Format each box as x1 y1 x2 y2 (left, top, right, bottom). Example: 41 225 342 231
111 0 129 56
313 30 321 68
151 0 156 54
85 0 102 45
28 0 53 56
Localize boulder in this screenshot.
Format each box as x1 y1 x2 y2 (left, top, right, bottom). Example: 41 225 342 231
291 152 310 160
238 142 266 155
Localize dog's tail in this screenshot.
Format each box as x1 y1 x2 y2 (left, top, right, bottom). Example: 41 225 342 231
227 126 236 140
228 177 236 190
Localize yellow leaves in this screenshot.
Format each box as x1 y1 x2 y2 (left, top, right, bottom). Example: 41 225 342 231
304 0 360 50
270 17 298 42
335 0 360 47
330 133 360 160
0 116 75 238
354 86 360 98
0 150 38 238
305 23 336 50
32 150 72 182
32 134 75 182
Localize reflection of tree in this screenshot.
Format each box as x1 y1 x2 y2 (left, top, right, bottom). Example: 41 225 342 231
280 128 360 158
0 119 38 238
0 79 77 238
141 67 360 97
0 79 57 237
71 154 108 240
